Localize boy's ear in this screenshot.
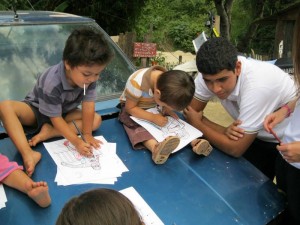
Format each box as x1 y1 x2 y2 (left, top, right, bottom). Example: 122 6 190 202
154 89 161 98
64 60 71 71
235 61 242 76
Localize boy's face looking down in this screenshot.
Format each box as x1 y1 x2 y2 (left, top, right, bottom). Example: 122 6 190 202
202 61 241 100
153 89 177 111
64 61 106 88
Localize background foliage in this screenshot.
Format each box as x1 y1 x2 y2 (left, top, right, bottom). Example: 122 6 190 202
1 0 300 56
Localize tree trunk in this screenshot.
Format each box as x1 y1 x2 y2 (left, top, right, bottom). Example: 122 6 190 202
236 0 266 52
213 0 234 40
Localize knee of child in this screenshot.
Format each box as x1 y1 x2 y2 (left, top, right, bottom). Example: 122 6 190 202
0 100 13 115
92 113 102 131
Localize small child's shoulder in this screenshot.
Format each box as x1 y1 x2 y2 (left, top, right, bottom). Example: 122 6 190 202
150 66 166 75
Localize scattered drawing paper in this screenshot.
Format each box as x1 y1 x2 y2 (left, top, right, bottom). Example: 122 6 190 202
120 187 164 225
0 184 7 209
131 108 203 153
44 136 128 186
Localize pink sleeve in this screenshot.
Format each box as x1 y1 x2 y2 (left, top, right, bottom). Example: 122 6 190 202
0 154 23 182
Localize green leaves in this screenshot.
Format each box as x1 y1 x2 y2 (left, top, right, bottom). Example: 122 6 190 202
54 1 69 12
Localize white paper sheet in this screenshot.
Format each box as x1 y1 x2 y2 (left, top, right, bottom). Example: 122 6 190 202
0 184 7 209
44 136 128 186
120 187 164 225
131 108 203 153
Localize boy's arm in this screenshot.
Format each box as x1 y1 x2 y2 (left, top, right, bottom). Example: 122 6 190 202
185 103 256 157
187 98 226 133
82 101 96 136
125 98 168 127
50 116 92 156
189 98 207 112
264 97 298 132
81 101 101 148
200 115 256 157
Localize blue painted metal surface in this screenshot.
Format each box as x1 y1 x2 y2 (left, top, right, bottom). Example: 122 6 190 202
0 115 285 225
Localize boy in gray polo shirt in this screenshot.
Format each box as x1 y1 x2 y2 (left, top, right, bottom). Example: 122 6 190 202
0 27 113 176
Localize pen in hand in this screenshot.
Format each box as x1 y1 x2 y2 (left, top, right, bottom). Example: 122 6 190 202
269 128 282 143
72 120 87 142
72 120 94 157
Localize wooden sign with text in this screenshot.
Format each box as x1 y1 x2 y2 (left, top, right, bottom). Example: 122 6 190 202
133 42 157 58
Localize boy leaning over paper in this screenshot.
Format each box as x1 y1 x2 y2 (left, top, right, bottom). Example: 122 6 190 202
118 66 212 165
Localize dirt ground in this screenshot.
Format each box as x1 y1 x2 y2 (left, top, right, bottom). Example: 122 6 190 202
203 100 234 127
158 50 196 65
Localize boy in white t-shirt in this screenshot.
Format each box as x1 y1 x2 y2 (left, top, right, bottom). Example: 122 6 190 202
184 37 296 179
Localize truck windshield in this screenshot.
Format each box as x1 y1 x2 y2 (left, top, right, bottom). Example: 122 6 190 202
0 22 135 101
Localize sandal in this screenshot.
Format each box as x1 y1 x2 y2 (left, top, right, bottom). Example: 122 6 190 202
152 136 180 164
192 139 212 156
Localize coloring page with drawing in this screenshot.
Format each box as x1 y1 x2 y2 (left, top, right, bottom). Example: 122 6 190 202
44 136 128 185
131 107 203 153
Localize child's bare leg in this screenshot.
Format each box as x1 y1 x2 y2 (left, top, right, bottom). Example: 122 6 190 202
28 123 60 147
2 169 51 208
143 139 158 153
22 152 41 177
0 101 41 176
29 110 102 147
144 136 180 164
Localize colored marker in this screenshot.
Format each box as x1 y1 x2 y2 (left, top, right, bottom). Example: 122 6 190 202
269 128 282 143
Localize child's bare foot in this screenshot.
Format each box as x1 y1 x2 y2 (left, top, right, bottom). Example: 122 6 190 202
26 180 51 208
28 123 56 147
23 151 42 177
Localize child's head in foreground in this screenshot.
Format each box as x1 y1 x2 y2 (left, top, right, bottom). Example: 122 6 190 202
56 188 144 225
196 37 238 75
155 70 195 111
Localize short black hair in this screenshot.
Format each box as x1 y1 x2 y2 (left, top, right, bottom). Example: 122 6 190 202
196 37 238 75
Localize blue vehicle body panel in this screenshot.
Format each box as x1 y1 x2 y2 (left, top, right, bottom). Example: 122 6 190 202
0 110 285 225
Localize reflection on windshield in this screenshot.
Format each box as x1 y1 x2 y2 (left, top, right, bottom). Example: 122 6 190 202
0 23 135 101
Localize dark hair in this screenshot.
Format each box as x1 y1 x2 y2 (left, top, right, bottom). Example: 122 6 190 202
157 70 195 111
63 27 114 68
56 188 143 225
196 37 238 75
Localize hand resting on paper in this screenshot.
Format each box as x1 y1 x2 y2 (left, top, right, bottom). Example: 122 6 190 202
152 113 168 127
161 107 179 120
